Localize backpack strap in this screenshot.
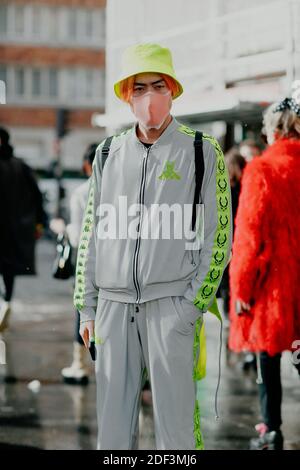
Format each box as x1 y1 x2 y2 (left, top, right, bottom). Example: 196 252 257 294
100 136 114 171
192 131 204 231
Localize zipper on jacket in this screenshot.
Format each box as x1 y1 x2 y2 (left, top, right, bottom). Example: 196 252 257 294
132 147 151 307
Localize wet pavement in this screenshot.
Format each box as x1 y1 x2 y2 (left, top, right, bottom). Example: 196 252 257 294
0 240 299 450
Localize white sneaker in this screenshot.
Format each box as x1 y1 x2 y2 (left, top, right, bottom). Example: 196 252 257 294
61 343 89 385
61 363 89 385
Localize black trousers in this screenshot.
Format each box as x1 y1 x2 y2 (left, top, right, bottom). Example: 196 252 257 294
75 310 84 345
258 352 282 431
1 270 15 302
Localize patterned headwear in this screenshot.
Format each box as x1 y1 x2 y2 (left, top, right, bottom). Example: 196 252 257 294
273 97 300 116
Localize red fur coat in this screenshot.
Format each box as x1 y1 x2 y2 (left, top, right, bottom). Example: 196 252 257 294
229 138 300 356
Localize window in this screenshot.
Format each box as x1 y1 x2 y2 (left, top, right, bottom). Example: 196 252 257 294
67 69 77 99
49 69 58 97
85 69 94 98
15 5 25 35
32 6 42 37
32 69 42 96
94 9 105 42
1 5 105 44
15 68 25 95
0 4 8 34
66 68 104 102
48 7 58 38
68 9 77 39
84 10 93 38
3 66 104 103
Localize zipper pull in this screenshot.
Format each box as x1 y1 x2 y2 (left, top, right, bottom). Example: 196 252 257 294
135 305 139 313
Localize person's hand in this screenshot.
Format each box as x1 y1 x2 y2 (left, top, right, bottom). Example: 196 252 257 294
236 299 251 315
240 300 251 312
50 217 66 235
79 320 95 348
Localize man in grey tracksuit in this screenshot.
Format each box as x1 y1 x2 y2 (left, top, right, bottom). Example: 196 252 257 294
74 43 232 450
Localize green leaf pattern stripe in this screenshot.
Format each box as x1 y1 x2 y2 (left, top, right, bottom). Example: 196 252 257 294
73 175 95 311
178 124 231 312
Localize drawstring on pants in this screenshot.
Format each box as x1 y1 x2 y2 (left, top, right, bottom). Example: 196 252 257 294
130 304 140 322
214 319 223 421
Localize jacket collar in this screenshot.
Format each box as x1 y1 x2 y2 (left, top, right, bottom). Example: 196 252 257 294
129 115 179 149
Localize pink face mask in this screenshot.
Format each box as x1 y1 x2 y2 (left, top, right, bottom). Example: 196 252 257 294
130 90 172 130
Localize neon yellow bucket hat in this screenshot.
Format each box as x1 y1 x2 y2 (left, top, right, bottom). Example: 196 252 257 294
114 43 183 100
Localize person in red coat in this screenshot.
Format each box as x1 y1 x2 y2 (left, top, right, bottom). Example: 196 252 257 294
229 91 300 450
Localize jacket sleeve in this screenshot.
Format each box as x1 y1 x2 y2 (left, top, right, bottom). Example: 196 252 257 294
183 137 233 313
229 161 270 305
73 143 104 322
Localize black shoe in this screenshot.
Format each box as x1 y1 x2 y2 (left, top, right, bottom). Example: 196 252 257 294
249 430 284 450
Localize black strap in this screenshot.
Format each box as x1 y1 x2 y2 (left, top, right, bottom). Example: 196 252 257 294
101 136 114 170
192 131 204 231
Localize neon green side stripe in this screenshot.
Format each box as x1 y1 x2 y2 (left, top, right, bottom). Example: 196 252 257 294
73 175 95 311
179 124 231 311
194 399 205 450
178 123 230 449
194 133 230 312
192 319 206 450
177 124 196 137
73 130 132 312
194 320 207 381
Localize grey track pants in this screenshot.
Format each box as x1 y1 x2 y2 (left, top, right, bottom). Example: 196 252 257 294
94 296 203 450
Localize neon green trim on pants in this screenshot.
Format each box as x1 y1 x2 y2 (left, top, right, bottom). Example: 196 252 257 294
178 124 229 450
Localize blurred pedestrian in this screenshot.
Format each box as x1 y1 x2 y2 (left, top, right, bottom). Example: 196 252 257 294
61 143 98 385
239 138 261 162
0 127 46 332
229 91 300 450
74 43 232 450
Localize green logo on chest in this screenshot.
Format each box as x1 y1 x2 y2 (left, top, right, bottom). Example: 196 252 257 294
158 161 181 180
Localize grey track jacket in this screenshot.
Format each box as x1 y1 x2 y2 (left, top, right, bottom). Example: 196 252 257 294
74 117 232 322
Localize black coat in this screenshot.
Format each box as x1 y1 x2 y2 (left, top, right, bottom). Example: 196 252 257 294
0 145 46 275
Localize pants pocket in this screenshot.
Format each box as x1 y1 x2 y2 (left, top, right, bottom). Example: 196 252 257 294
95 297 110 345
169 296 196 335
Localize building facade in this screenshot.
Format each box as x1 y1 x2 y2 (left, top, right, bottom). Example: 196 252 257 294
0 0 106 170
99 0 300 147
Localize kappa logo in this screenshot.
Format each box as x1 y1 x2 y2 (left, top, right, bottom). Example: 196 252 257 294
158 161 181 180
